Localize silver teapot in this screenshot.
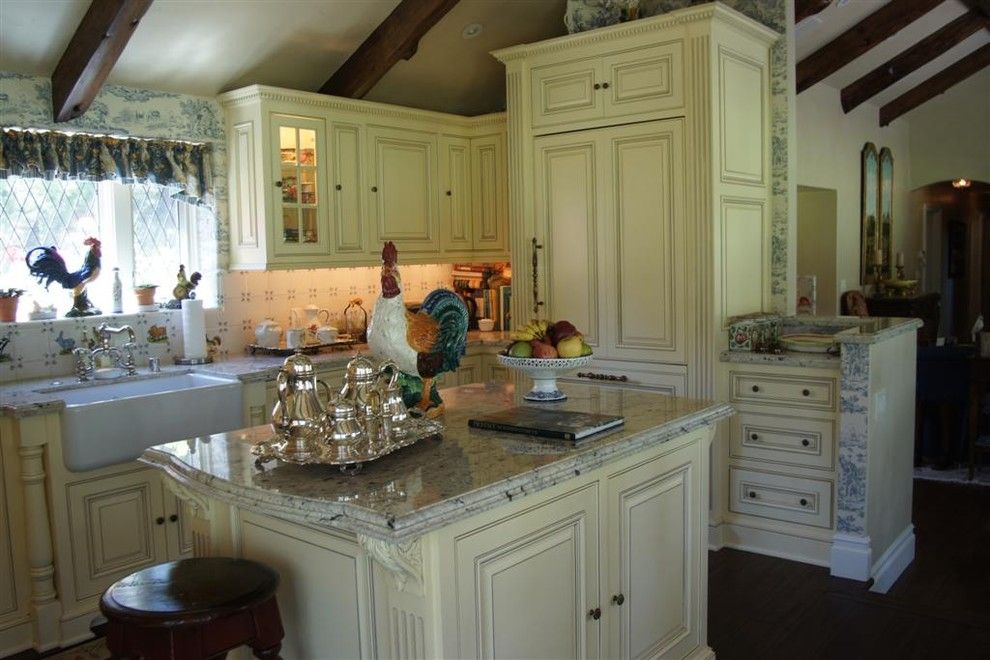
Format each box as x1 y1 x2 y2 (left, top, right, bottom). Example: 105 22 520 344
339 355 392 420
271 352 332 460
379 363 412 438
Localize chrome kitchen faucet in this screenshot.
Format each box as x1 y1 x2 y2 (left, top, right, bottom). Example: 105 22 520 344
72 323 138 381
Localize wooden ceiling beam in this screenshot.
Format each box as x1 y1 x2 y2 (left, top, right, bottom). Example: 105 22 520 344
795 0 833 25
320 0 460 99
841 10 988 113
797 0 946 94
879 42 990 125
961 0 990 19
51 0 153 123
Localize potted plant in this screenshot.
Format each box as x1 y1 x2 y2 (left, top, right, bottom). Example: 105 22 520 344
134 284 157 308
0 289 24 322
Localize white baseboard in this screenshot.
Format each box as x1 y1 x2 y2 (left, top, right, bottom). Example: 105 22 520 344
686 644 716 660
708 521 725 550
721 522 831 567
869 525 915 594
830 532 872 581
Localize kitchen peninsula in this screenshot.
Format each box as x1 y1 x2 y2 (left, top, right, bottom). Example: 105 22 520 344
142 382 732 659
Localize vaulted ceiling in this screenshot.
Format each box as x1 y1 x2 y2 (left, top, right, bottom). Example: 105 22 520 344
795 0 989 124
0 0 567 116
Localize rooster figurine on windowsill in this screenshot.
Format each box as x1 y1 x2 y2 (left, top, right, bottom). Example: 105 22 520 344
25 237 102 317
368 241 468 417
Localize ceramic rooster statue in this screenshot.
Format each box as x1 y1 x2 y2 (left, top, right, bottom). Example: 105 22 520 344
25 237 102 317
368 241 468 416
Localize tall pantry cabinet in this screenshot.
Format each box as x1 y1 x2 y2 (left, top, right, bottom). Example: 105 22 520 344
494 4 779 401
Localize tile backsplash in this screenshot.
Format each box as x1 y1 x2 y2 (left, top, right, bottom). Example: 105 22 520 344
0 264 453 384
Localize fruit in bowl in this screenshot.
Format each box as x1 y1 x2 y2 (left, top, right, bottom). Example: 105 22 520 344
499 319 594 401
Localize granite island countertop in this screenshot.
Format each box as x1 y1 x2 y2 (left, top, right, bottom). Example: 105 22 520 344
141 382 733 543
0 330 512 417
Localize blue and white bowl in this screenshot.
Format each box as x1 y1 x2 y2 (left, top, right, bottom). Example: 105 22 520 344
497 353 594 401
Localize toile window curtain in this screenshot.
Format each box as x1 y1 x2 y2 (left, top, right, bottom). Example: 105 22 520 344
0 127 214 205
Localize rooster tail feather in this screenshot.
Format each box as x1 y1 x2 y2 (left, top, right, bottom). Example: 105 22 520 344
25 246 71 290
420 289 468 373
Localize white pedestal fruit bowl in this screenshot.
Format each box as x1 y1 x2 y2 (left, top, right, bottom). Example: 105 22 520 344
497 354 594 401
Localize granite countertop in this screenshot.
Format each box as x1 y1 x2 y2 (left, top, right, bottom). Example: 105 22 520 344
142 382 733 543
0 331 511 418
720 316 923 368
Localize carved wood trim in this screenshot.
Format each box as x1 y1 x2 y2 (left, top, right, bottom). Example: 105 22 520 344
796 0 945 93
320 0 460 98
51 0 154 122
879 42 990 125
840 10 988 112
358 535 423 592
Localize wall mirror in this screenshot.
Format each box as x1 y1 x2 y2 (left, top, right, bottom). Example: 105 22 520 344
860 142 879 283
879 147 894 277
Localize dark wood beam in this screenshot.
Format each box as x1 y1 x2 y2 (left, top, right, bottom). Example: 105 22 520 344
961 0 990 18
796 0 833 24
879 42 990 125
841 10 988 112
320 0 460 99
51 0 153 122
797 0 946 93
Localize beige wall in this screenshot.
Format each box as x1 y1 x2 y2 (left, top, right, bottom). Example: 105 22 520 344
907 69 990 189
796 84 916 291
797 187 838 315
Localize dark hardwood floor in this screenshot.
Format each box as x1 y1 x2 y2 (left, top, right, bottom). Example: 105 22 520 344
709 479 990 660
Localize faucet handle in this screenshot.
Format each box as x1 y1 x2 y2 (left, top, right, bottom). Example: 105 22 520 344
121 341 138 375
72 347 94 382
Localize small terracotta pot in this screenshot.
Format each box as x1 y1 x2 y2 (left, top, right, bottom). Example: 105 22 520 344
134 287 157 307
0 297 19 322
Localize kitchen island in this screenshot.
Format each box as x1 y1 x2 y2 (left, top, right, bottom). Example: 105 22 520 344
143 382 732 659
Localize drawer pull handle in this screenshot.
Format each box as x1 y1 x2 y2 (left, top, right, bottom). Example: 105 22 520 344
155 516 165 525
577 372 628 382
802 389 811 397
371 186 378 192
751 385 760 393
612 593 625 606
750 433 759 441
800 498 808 507
446 190 452 196
169 514 179 523
594 83 601 90
802 438 810 447
748 491 757 499
602 82 610 89
335 183 342 190
589 607 601 620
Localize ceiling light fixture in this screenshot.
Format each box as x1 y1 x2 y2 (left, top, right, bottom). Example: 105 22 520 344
952 178 972 189
462 23 483 39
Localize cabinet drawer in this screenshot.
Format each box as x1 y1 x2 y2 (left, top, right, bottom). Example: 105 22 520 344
561 361 687 395
729 468 832 529
730 412 834 470
531 59 604 129
730 372 836 411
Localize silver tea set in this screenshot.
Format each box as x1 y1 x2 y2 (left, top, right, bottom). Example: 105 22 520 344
253 352 442 471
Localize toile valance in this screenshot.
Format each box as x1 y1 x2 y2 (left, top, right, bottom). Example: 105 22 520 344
0 127 214 204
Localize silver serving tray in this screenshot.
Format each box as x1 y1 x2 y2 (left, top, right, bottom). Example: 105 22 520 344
252 417 443 473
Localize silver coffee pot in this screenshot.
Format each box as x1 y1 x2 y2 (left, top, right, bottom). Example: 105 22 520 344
271 352 332 460
339 355 391 420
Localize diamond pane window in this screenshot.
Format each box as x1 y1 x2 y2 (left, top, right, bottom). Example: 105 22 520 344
131 182 180 289
0 177 101 297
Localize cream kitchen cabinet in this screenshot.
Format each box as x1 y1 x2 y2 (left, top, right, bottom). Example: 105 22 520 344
530 42 684 134
222 85 507 269
496 6 777 401
0 418 30 655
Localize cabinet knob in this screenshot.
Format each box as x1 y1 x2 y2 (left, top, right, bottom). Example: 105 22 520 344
335 184 342 190
155 516 165 525
751 385 760 393
602 82 610 89
274 180 282 188
612 593 625 606
446 190 452 196
748 491 757 499
588 607 602 620
800 498 808 507
802 389 811 397
750 433 759 441
169 514 179 523
801 438 810 447
593 83 601 90
371 185 378 192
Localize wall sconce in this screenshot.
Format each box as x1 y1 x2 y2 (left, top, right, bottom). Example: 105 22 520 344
952 178 972 188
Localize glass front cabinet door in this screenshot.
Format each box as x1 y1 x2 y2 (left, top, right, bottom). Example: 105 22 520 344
270 114 330 258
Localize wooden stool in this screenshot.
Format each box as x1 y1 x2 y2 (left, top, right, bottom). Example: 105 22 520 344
100 557 284 660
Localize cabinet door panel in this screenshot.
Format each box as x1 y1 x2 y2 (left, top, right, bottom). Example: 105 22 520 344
66 470 167 601
454 485 600 659
368 127 438 253
603 42 684 118
270 114 330 257
440 136 473 251
604 119 686 364
455 353 483 385
535 133 603 348
0 442 17 618
330 122 367 255
607 445 699 659
531 59 604 130
470 134 508 255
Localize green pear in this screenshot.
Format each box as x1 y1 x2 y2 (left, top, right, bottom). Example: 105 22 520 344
508 341 533 358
